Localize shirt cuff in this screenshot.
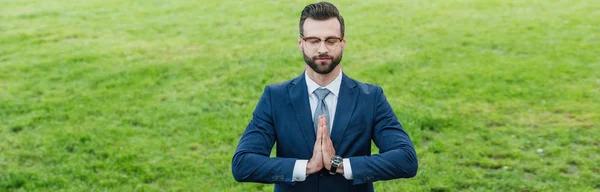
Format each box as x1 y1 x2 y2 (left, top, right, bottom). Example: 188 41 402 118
343 158 353 180
292 160 308 181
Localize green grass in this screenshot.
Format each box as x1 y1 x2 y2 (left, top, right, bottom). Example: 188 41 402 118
1 0 599 191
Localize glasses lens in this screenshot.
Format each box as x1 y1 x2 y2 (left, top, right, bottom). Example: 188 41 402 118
304 38 320 50
325 38 341 50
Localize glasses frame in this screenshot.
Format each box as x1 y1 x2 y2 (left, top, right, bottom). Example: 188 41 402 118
301 36 344 51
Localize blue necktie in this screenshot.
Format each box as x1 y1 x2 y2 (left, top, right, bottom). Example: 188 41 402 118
313 88 331 134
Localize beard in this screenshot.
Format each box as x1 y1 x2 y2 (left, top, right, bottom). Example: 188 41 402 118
303 50 343 75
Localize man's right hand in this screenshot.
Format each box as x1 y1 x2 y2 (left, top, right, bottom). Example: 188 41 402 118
306 115 326 174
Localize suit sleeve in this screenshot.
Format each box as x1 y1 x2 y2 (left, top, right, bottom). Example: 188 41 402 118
232 86 297 184
348 87 418 185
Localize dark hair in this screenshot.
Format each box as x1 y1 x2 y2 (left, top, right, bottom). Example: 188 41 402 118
299 2 345 38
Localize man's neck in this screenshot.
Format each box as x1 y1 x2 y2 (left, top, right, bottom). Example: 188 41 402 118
305 65 341 87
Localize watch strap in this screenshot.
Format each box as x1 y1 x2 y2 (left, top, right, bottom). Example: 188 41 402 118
329 166 337 175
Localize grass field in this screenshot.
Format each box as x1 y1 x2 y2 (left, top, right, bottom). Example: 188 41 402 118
1 0 599 191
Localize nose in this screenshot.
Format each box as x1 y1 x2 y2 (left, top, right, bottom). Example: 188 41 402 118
316 41 328 54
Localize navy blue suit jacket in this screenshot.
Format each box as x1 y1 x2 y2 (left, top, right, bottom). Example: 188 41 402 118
232 73 418 192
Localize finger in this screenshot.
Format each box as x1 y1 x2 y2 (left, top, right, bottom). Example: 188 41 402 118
318 115 321 124
322 125 333 152
326 138 334 155
323 132 330 146
317 125 325 148
316 128 323 157
318 115 328 133
318 116 323 130
318 115 324 127
323 122 329 138
321 118 329 142
319 116 325 131
313 134 320 148
318 119 324 137
313 137 322 158
323 134 331 152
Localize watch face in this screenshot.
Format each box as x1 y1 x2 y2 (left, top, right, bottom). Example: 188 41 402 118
331 155 343 166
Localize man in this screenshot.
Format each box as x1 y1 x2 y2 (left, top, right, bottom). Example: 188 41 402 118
232 2 418 191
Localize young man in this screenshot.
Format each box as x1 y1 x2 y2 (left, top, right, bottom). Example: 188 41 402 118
232 2 418 191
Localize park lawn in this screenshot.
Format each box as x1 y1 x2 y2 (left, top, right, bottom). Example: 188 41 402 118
1 0 599 191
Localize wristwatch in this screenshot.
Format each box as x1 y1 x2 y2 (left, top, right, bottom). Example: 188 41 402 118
329 155 343 175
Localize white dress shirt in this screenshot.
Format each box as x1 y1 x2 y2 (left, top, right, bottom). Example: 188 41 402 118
292 70 354 181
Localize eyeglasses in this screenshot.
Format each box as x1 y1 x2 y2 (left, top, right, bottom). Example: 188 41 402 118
302 36 343 50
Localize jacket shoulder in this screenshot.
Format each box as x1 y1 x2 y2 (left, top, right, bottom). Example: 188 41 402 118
264 79 294 92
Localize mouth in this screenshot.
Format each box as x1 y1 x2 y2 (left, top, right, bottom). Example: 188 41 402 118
315 57 331 62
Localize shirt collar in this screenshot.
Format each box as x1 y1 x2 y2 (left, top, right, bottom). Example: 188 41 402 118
305 70 343 97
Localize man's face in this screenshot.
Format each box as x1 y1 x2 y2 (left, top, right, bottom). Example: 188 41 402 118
299 17 346 75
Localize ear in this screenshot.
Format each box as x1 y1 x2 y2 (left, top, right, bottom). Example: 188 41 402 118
341 37 347 50
298 36 303 51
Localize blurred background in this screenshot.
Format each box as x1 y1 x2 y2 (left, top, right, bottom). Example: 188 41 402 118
0 0 598 191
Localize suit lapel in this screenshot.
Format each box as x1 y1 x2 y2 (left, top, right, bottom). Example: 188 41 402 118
331 73 358 148
289 73 316 152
